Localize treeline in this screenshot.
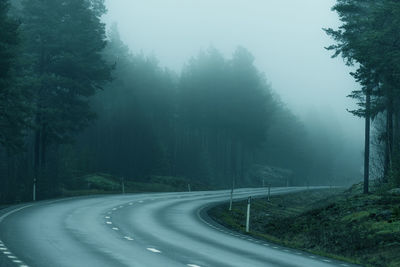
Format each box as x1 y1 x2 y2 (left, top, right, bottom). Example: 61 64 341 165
0 0 357 203
326 0 400 189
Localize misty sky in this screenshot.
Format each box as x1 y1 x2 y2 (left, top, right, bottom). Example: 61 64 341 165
103 0 364 147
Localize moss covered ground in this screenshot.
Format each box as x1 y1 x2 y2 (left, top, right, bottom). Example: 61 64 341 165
208 187 400 267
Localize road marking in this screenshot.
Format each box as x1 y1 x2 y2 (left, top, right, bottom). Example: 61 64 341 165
309 256 316 259
112 208 117 210
187 264 201 267
263 244 269 246
112 227 119 231
8 255 16 259
106 221 112 225
105 216 110 219
296 252 302 255
341 264 350 267
0 204 34 223
147 248 161 253
13 260 22 263
0 247 6 250
119 206 123 208
3 251 11 254
124 236 134 241
323 259 332 263
272 246 279 249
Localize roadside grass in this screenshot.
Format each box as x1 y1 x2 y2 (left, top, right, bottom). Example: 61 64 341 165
208 188 400 267
62 173 210 197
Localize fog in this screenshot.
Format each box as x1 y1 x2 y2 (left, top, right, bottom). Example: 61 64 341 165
1 0 367 204
103 0 363 147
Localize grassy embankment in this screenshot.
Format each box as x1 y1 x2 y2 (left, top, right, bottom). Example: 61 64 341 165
208 186 400 267
61 173 210 197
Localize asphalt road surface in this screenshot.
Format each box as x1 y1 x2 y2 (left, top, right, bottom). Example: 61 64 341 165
0 187 359 267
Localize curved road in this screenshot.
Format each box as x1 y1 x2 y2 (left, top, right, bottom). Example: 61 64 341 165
0 187 358 267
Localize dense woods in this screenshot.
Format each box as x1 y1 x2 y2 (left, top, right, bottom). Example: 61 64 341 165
0 0 359 203
326 0 400 192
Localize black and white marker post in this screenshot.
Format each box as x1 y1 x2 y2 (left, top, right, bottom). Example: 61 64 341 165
229 187 233 211
246 196 251 233
33 178 36 201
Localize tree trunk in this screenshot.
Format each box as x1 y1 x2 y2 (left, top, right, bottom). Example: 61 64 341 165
384 98 394 182
364 89 371 194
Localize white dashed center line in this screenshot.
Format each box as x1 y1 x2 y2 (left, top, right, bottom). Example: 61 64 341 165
112 227 119 231
146 248 161 253
187 264 201 267
106 221 112 225
124 236 134 241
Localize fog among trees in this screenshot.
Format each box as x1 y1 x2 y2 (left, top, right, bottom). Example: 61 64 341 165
0 0 365 203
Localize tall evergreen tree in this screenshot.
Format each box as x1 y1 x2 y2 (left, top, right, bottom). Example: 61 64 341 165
20 0 112 196
0 0 27 150
326 0 400 188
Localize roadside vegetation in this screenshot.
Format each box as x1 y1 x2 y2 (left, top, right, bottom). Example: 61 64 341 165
208 186 400 267
62 173 210 197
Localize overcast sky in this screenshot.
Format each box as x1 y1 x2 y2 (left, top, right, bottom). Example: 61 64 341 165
103 0 364 148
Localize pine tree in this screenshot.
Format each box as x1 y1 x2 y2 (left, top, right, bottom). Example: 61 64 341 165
20 0 112 196
326 0 400 188
0 0 27 150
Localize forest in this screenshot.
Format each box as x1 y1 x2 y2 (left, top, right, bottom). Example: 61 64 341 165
0 0 360 203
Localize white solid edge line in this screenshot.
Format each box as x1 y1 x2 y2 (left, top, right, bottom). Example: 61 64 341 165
0 204 34 224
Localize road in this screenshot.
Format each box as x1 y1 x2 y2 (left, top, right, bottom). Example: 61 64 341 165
0 187 358 267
